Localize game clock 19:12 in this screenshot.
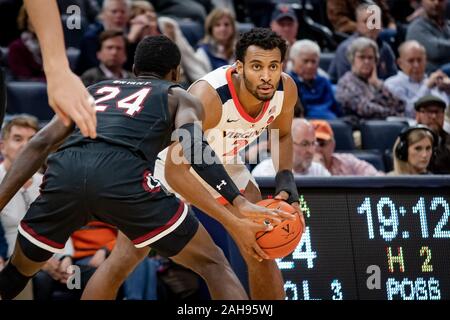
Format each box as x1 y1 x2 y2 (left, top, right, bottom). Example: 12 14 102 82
349 191 450 300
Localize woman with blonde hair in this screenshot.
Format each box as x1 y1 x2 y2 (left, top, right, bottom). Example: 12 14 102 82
391 126 436 175
195 8 237 72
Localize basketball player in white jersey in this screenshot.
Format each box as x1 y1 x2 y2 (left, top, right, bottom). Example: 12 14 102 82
161 28 303 299
80 28 302 300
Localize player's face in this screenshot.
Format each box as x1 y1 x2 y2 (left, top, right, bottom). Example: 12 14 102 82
292 51 319 81
1 125 36 165
97 36 127 68
399 47 426 82
407 137 433 173
237 45 283 101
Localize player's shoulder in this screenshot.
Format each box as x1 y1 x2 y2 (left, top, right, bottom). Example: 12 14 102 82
280 72 297 93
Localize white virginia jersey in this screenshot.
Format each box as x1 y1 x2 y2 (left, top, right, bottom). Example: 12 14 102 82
192 65 285 164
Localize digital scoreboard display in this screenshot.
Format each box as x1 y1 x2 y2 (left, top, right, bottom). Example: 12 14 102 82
248 177 450 300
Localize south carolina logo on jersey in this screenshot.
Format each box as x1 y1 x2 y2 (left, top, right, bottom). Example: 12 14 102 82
142 170 161 193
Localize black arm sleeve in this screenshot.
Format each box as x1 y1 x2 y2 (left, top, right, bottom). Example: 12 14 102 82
175 123 242 203
275 170 299 204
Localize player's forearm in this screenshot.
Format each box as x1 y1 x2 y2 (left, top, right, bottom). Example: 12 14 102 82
24 0 70 73
165 148 239 229
0 117 73 211
273 132 293 172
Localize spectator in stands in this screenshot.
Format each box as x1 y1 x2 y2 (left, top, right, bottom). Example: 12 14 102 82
327 0 396 34
311 120 383 176
414 95 450 173
0 115 42 299
149 0 213 24
252 119 331 177
289 40 342 120
406 0 450 75
8 5 46 81
335 37 405 120
391 126 435 174
81 30 132 87
76 0 131 74
385 41 450 117
328 2 398 83
270 4 298 48
195 8 237 73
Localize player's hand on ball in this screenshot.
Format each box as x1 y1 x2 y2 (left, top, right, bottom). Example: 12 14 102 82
46 69 97 138
275 191 305 229
229 218 273 262
233 195 295 224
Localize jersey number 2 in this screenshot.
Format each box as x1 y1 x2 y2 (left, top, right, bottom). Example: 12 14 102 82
94 86 151 117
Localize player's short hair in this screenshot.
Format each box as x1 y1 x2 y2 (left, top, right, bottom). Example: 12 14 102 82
1 114 39 140
235 28 287 62
133 35 181 77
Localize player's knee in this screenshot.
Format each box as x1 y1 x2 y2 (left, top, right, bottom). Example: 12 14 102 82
0 262 32 300
18 234 54 262
194 246 229 276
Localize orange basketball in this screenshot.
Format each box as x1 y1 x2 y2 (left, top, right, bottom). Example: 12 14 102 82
255 199 303 259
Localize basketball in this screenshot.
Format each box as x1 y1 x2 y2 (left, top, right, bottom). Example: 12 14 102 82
255 199 304 259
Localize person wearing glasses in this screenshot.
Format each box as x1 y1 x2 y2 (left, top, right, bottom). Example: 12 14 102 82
414 95 450 173
252 119 331 177
335 37 405 121
311 120 383 176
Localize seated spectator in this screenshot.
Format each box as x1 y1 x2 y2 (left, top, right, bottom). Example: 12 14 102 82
195 8 237 73
327 0 396 34
270 4 298 47
289 40 342 120
8 5 45 81
385 40 450 117
0 115 42 299
76 0 131 74
406 0 450 75
311 120 383 176
335 37 405 120
391 125 436 174
149 0 212 24
252 119 331 177
328 3 398 83
414 95 450 173
81 30 132 87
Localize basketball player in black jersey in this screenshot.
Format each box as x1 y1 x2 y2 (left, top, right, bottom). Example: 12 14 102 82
0 36 290 300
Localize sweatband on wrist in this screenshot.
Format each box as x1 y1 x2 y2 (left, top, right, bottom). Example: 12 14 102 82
176 123 242 203
275 170 299 204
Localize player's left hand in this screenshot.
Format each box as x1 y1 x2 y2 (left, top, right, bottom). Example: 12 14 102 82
275 191 305 229
46 69 97 139
233 195 295 224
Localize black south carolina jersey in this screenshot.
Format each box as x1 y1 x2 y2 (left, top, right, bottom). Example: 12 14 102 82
61 78 178 163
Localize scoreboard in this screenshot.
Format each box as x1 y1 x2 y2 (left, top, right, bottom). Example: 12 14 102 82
213 176 450 300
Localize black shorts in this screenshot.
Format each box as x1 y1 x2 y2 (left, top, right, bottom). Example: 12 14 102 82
19 142 199 257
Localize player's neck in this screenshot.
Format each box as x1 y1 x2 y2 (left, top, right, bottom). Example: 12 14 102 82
138 72 163 80
234 74 266 115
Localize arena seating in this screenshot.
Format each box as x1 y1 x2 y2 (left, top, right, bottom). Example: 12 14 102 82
327 119 355 151
360 120 408 152
6 81 54 120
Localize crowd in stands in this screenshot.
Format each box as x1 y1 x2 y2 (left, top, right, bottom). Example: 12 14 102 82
1 0 450 300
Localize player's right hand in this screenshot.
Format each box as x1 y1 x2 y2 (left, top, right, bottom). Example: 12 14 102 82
232 195 296 224
228 218 273 262
46 69 97 139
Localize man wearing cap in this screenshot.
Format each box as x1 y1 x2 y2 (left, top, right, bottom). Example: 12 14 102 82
270 4 298 47
312 120 383 176
252 119 331 177
415 95 450 173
